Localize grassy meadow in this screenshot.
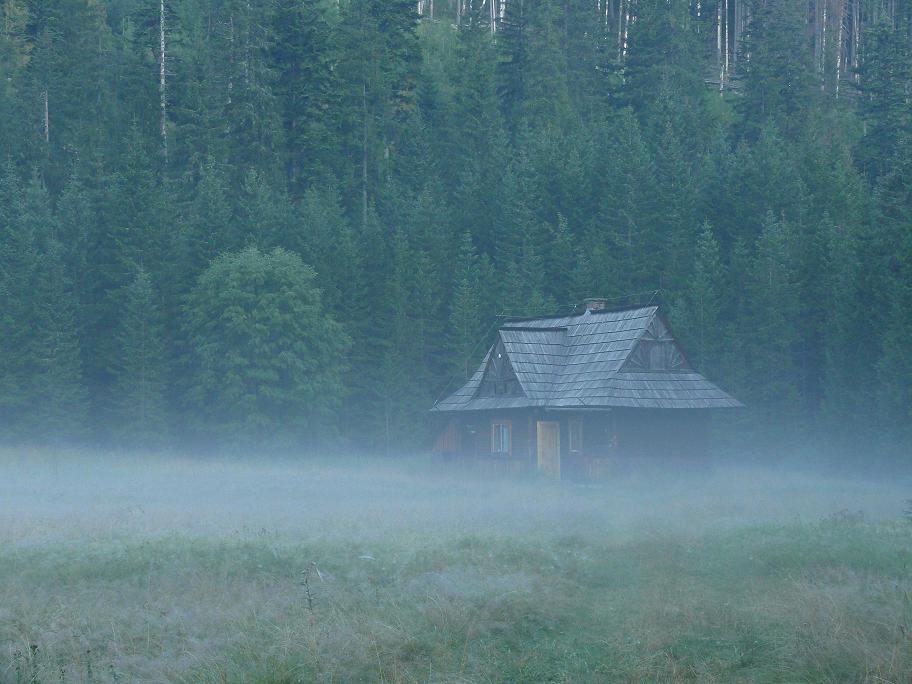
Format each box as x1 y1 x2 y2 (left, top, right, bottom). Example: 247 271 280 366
0 450 910 683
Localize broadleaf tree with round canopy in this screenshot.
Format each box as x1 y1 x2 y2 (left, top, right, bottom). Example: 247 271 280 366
185 246 350 446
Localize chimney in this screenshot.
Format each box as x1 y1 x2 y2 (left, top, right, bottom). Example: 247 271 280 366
583 297 608 312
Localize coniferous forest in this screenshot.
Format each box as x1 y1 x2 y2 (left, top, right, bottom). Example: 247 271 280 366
0 0 910 455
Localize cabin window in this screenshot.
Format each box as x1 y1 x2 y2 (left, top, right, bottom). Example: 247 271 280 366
569 418 583 453
494 379 519 396
491 420 511 454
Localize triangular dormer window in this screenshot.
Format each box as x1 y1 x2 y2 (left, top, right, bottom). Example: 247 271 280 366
623 316 689 371
477 337 524 397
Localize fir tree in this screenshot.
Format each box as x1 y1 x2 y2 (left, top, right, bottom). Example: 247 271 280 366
623 0 708 144
237 169 294 249
182 158 234 279
271 0 340 188
855 17 912 180
448 231 484 381
30 238 88 441
820 217 866 434
748 211 802 430
377 227 420 449
221 0 284 182
0 165 35 438
672 222 724 375
110 267 169 445
875 139 912 438
738 0 819 139
496 0 530 131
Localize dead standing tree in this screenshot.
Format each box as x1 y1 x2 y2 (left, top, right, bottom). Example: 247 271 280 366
159 0 168 159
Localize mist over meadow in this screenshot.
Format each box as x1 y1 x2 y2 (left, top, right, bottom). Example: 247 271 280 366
2 450 910 682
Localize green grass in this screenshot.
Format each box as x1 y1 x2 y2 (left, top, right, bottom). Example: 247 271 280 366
0 452 910 682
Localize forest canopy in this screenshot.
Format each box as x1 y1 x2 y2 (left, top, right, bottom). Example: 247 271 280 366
0 0 910 453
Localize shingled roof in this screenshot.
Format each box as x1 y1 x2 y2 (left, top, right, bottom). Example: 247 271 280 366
433 305 742 411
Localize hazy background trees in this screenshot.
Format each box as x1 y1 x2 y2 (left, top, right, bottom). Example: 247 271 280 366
0 0 909 455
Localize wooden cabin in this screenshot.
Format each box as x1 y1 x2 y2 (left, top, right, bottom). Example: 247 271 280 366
431 300 741 480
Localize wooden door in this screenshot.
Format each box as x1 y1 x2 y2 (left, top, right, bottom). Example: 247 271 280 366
536 421 561 478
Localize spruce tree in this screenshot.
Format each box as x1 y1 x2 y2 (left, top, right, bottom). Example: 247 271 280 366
875 139 912 439
56 173 94 326
221 0 284 182
591 110 659 291
292 184 364 315
30 238 88 441
110 268 169 445
672 222 724 375
544 214 583 305
182 158 235 279
520 1 572 129
0 165 35 438
447 0 508 215
237 169 294 249
652 122 698 293
748 211 802 431
377 227 420 449
496 0 530 131
855 17 912 180
271 0 340 189
738 0 819 140
623 0 708 145
820 217 866 435
448 231 484 381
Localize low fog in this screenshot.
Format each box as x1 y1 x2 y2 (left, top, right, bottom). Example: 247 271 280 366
2 450 911 682
2 450 907 548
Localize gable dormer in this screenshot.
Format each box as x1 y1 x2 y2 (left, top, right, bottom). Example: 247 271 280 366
622 315 689 372
476 336 524 398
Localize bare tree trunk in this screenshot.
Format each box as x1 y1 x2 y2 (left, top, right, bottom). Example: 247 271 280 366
227 14 234 104
362 82 369 229
853 0 860 82
159 0 167 159
140 311 147 432
723 0 729 82
384 399 390 458
622 0 630 58
717 1 723 91
43 89 49 143
244 0 251 86
618 0 624 61
822 0 827 88
836 0 847 96
814 0 821 72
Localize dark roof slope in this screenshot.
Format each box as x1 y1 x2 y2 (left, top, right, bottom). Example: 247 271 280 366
433 306 741 411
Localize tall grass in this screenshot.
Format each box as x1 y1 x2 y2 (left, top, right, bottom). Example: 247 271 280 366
1 450 910 682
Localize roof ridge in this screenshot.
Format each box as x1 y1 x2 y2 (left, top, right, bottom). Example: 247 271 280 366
501 312 580 323
586 304 658 315
499 326 569 332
